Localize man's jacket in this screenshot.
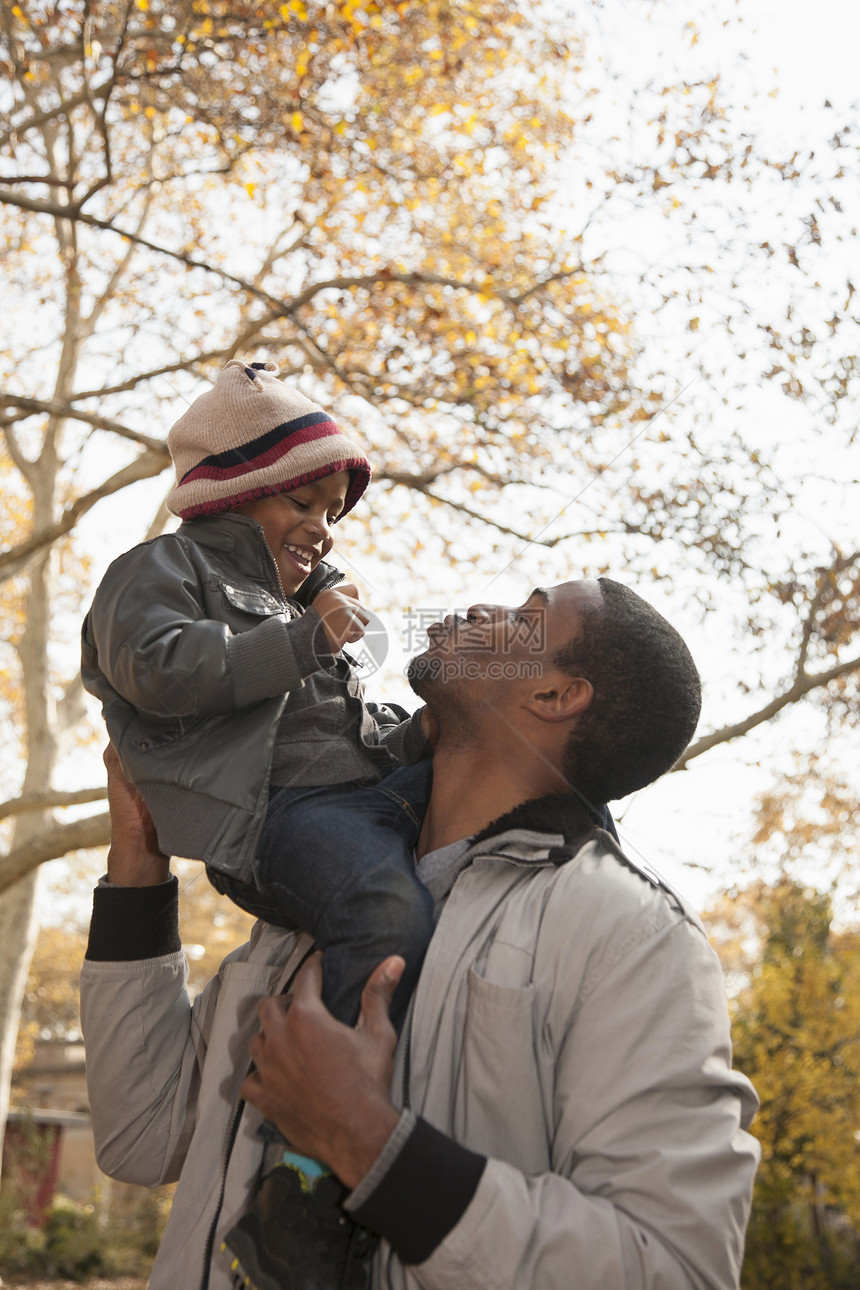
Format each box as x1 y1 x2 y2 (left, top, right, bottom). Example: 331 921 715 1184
81 797 760 1290
81 513 424 879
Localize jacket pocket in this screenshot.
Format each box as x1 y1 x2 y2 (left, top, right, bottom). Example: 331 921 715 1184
132 714 209 754
219 582 286 618
453 969 551 1173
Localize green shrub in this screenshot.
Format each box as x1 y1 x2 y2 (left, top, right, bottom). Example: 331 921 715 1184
0 1192 47 1276
42 1195 109 1280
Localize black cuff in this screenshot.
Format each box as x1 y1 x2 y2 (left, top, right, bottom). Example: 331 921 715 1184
351 1117 486 1266
85 875 181 961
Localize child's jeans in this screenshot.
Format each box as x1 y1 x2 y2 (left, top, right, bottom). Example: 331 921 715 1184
209 760 434 1034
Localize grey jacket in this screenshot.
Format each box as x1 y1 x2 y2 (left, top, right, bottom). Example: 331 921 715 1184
81 513 425 879
81 799 759 1290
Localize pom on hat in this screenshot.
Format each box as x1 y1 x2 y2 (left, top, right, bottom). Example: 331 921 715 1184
166 360 371 520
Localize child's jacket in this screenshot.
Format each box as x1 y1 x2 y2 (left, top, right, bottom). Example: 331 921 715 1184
81 512 427 880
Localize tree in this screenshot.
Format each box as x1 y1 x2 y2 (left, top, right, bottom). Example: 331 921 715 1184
1 0 858 1174
0 0 647 1174
705 879 860 1288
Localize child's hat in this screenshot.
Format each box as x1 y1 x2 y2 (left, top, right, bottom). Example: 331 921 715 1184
166 360 371 520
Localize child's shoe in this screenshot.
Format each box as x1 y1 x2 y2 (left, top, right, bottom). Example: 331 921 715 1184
222 1161 377 1290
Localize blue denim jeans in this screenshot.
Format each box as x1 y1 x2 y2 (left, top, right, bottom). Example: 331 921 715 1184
210 761 434 1032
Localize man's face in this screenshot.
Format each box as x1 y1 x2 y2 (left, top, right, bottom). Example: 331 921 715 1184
407 580 602 700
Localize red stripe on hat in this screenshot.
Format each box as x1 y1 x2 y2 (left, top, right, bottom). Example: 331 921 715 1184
177 458 371 521
181 420 342 482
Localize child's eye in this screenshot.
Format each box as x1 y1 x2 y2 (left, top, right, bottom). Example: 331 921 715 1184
289 497 309 511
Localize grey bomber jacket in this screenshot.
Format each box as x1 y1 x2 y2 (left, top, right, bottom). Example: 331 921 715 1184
81 512 427 879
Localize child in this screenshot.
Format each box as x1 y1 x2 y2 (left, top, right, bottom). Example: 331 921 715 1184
81 359 435 1036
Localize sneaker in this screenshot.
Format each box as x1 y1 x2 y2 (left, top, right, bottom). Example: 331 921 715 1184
222 1163 378 1290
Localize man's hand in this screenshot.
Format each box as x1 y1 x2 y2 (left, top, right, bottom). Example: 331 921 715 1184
240 952 402 1190
104 744 170 887
311 584 370 653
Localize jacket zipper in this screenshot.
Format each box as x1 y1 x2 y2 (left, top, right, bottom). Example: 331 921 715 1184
198 946 316 1290
199 1094 246 1290
253 525 344 610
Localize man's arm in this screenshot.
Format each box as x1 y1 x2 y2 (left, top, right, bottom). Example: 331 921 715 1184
101 744 170 886
80 748 204 1185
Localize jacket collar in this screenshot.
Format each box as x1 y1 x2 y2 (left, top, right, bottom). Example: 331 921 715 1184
177 513 343 605
465 794 691 918
469 794 605 866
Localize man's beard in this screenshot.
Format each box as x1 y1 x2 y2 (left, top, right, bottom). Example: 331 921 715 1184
405 650 442 699
406 651 477 749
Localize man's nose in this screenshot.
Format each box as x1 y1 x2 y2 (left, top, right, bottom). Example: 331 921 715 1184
465 603 497 623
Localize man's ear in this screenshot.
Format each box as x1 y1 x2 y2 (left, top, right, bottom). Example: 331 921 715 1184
523 673 593 724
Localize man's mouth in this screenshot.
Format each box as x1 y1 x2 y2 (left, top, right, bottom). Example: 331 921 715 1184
426 615 472 646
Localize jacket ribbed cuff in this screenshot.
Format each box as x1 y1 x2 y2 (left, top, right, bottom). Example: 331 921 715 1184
85 875 181 961
378 709 432 766
229 610 334 707
349 1114 486 1266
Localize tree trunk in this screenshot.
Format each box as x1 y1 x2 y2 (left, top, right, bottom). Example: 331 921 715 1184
0 870 40 1188
0 481 61 1178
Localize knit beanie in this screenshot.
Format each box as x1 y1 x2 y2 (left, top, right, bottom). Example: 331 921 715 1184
166 360 371 520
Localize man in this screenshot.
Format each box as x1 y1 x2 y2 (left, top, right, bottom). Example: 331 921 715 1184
81 578 759 1290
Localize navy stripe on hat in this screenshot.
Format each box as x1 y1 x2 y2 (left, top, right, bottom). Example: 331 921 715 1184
179 412 336 483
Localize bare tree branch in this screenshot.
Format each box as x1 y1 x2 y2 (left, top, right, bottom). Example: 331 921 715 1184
0 394 167 452
0 86 97 144
0 787 106 822
0 811 109 893
2 424 35 483
677 652 860 768
388 478 559 545
0 448 169 582
57 672 87 734
0 187 524 326
73 343 270 400
508 261 590 307
0 188 277 301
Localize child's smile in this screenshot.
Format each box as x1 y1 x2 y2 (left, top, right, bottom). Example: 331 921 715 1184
232 471 349 596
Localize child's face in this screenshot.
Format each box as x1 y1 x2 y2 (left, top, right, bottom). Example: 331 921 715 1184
232 471 349 595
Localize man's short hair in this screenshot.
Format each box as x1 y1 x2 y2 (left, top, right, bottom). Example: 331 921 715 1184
554 578 701 806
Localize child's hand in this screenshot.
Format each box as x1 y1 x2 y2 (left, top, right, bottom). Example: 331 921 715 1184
311 584 370 653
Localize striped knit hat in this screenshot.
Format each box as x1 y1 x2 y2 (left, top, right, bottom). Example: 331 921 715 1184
166 360 371 520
